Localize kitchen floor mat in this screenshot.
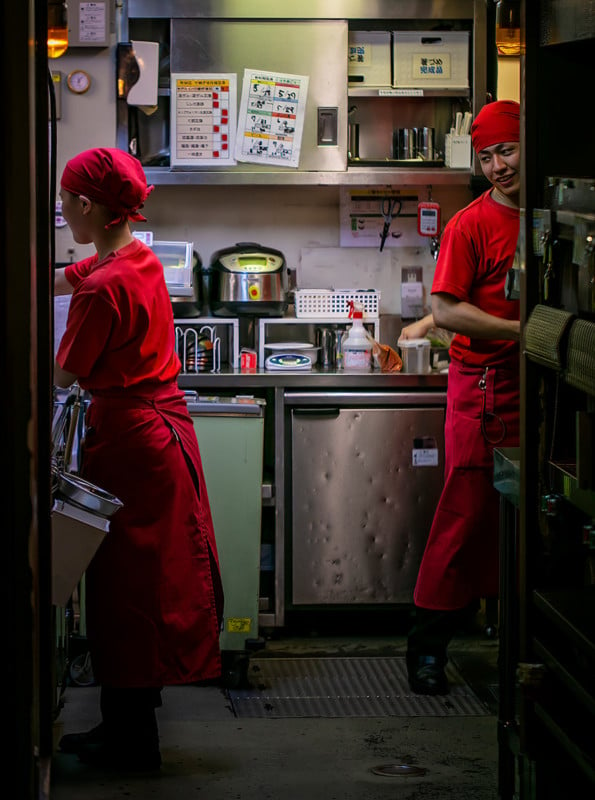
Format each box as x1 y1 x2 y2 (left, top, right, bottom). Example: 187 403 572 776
228 656 490 718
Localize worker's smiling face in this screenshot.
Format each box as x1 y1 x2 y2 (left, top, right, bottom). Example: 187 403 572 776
59 188 93 244
478 141 521 205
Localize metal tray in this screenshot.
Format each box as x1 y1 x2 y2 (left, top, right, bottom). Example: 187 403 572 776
56 473 123 518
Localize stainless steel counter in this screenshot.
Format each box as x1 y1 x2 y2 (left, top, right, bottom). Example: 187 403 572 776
178 366 448 391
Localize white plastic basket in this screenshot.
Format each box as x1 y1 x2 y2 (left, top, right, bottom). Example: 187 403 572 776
294 290 380 319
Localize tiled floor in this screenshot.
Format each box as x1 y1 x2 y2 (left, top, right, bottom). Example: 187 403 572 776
49 628 501 800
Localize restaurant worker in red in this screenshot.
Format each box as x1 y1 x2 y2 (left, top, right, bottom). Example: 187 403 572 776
53 148 223 769
406 101 521 695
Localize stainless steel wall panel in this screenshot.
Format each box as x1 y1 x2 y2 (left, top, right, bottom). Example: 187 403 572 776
170 19 347 172
128 1 474 21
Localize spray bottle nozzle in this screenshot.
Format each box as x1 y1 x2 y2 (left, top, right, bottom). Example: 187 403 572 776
348 300 363 319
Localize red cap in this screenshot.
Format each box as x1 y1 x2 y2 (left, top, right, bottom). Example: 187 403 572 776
61 147 154 228
471 100 520 153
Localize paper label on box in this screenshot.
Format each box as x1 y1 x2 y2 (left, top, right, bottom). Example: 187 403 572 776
411 52 451 80
349 44 371 66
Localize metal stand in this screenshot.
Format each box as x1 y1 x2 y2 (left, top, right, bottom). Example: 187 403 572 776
494 446 521 799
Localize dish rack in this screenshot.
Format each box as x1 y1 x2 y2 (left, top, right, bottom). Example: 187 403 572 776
294 289 380 319
175 324 221 373
174 317 240 373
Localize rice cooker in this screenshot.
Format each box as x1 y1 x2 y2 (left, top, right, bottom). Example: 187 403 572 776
209 242 288 317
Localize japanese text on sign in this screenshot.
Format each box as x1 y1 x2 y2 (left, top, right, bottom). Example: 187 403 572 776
170 74 237 167
412 52 452 80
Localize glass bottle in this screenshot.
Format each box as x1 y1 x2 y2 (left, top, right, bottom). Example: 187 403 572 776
48 1 69 59
495 1 522 57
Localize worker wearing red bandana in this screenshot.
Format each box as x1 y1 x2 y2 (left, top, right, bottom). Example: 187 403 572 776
54 148 223 769
406 102 521 695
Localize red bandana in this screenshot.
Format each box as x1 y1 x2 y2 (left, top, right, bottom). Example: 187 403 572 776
471 100 520 153
61 147 154 228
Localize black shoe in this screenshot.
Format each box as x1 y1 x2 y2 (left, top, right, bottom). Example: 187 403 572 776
59 723 105 754
407 654 449 696
77 741 161 771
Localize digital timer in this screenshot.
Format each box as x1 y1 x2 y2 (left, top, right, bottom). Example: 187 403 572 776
417 201 441 237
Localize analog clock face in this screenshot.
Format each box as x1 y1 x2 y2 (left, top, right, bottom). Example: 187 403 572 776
67 70 91 94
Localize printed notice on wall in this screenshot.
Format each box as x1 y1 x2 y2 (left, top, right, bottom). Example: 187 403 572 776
78 2 106 43
235 69 309 168
170 74 237 168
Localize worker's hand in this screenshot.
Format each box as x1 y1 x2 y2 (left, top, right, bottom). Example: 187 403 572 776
399 313 434 341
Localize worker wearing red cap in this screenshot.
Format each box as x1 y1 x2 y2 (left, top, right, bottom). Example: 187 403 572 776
405 101 521 695
54 148 223 768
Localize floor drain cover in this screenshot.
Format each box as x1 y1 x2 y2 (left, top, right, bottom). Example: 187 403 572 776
371 764 428 777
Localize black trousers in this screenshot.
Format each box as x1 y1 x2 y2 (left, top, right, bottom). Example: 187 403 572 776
100 686 162 752
407 602 479 663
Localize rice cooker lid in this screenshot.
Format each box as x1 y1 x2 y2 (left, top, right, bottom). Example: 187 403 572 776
210 242 285 274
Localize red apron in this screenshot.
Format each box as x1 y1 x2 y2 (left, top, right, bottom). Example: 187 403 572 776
414 359 520 610
81 384 223 688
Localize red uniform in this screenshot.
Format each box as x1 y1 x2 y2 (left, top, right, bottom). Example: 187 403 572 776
414 191 520 610
56 239 223 687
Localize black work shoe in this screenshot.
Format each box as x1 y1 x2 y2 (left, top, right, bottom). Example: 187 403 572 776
77 741 161 771
59 723 105 754
407 655 449 696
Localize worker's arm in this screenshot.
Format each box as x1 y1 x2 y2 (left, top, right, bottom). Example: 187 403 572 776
431 292 520 341
54 267 74 296
53 362 78 389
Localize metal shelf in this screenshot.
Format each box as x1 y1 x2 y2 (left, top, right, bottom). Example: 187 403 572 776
348 86 470 98
145 166 471 186
258 315 380 369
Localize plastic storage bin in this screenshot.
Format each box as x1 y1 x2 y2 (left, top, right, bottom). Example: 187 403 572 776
152 240 194 297
294 289 380 319
392 31 469 89
398 338 431 373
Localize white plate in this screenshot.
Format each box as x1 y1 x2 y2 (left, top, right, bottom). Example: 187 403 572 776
264 342 319 351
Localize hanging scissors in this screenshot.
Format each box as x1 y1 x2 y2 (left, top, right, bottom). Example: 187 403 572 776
379 197 402 252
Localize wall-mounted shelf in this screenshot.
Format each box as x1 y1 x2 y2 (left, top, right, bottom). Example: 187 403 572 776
145 166 471 187
348 87 471 98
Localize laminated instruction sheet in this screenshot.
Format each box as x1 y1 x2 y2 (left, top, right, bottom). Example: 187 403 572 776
235 69 309 167
170 74 237 167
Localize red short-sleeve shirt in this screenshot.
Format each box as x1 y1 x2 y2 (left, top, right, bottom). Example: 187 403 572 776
56 239 180 392
432 190 520 367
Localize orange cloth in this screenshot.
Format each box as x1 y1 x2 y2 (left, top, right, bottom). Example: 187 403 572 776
373 342 403 372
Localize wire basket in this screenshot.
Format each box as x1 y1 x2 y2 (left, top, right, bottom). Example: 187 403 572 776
294 290 380 319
